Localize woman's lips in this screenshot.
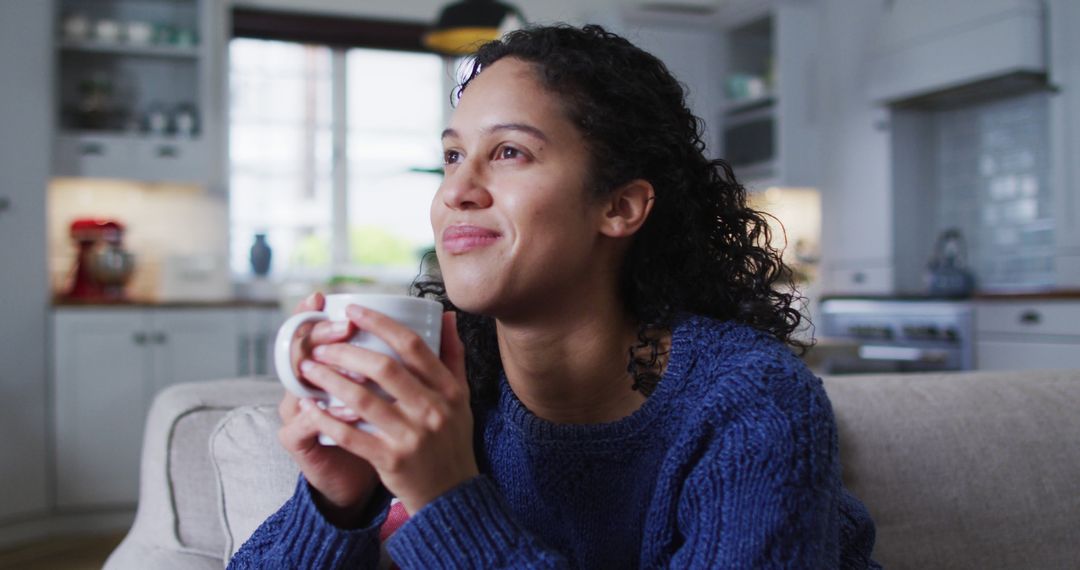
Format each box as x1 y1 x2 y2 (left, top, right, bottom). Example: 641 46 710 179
442 225 501 254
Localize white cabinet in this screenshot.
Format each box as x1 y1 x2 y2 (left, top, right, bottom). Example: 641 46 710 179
53 311 150 508
774 0 822 189
52 0 221 186
1047 0 1080 287
816 0 894 294
238 307 285 378
975 300 1080 370
52 307 250 508
0 0 53 523
867 0 1045 104
54 133 208 184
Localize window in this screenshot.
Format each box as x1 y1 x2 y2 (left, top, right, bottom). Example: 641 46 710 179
229 19 446 283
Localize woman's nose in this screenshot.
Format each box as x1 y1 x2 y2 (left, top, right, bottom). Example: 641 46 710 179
440 161 493 210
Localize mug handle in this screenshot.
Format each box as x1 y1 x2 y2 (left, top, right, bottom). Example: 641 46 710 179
274 311 331 400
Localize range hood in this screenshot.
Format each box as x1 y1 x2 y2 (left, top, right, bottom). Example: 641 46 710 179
867 0 1049 108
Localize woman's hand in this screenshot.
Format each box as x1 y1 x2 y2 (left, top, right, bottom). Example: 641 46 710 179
276 292 382 527
296 305 478 516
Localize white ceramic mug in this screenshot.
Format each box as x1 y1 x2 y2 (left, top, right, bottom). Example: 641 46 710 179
274 294 443 443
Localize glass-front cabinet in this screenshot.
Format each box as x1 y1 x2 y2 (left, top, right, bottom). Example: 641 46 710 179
53 0 219 185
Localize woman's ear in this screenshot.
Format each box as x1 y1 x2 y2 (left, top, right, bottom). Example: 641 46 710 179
598 179 655 238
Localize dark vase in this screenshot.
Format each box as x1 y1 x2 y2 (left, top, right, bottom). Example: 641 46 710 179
249 233 272 277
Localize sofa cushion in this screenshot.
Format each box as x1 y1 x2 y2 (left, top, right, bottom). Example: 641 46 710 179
823 370 1080 570
210 404 299 563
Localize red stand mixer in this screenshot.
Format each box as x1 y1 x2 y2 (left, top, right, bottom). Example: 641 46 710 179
66 218 136 302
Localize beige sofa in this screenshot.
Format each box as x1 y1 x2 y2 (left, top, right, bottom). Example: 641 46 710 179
105 371 1080 569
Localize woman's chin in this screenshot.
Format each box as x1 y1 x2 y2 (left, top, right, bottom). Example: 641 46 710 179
444 276 498 316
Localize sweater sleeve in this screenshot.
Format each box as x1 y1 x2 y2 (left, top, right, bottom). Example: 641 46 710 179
227 475 393 570
668 400 867 568
385 475 571 569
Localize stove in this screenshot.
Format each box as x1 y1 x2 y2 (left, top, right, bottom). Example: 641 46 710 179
817 297 974 374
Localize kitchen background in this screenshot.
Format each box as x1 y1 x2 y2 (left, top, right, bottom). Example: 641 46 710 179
3 0 1080 557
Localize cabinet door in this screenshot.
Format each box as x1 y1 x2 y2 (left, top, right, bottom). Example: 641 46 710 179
148 309 243 400
0 0 53 521
977 339 1080 371
254 307 285 377
237 306 285 378
53 310 150 508
776 0 821 188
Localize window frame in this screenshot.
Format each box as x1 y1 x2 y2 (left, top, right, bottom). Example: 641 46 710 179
228 9 452 283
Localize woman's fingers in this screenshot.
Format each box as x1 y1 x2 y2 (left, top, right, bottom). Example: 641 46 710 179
298 400 387 465
299 359 410 440
294 291 325 313
279 392 301 422
309 320 354 344
277 399 325 455
343 305 457 396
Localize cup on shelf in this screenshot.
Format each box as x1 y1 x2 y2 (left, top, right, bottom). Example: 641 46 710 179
125 21 153 45
62 13 91 42
94 19 121 44
172 103 199 137
174 28 198 47
153 23 176 45
142 102 171 135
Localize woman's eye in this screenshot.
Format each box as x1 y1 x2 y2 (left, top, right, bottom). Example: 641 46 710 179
443 150 461 165
497 145 522 160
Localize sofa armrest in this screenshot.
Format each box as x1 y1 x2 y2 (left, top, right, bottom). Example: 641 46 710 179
105 378 284 570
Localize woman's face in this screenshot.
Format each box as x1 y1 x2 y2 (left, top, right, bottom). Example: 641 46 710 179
431 57 607 319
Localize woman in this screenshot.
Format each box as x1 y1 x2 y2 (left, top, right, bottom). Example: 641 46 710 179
231 24 880 569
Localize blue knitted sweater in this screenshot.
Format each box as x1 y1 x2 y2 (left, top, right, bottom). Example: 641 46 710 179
230 315 880 569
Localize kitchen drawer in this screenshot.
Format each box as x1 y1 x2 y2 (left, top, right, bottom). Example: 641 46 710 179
54 133 134 178
975 300 1080 336
53 134 207 184
822 266 894 295
976 339 1080 371
133 138 206 184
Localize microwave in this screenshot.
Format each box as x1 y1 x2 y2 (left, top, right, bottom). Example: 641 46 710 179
721 104 775 175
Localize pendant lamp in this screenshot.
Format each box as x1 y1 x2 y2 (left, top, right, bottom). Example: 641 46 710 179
424 0 525 56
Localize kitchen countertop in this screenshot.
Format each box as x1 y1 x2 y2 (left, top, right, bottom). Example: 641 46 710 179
820 290 1080 302
52 297 280 309
974 290 1080 300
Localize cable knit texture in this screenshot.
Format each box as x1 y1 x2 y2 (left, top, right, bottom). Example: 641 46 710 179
230 315 880 569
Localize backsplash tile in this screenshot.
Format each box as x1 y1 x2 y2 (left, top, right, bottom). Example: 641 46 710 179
48 178 229 300
932 91 1054 290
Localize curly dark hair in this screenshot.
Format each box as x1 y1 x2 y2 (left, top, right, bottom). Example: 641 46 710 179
413 24 808 406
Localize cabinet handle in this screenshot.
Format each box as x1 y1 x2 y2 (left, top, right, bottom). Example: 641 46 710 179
134 332 148 345
852 272 866 284
152 332 167 344
1019 310 1041 325
254 333 268 376
0 196 10 212
156 145 179 158
80 142 105 156
238 334 251 377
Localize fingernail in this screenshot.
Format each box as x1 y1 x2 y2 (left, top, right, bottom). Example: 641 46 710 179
346 305 365 318
299 398 311 410
300 359 315 373
331 321 349 334
313 346 327 358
